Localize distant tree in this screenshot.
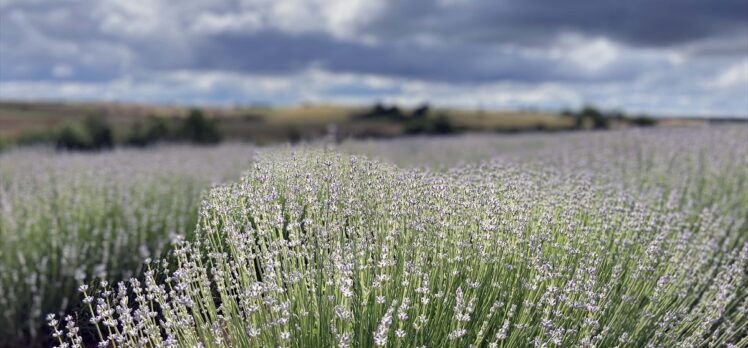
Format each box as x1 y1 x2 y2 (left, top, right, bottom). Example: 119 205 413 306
577 106 610 129
388 106 403 119
630 116 657 127
125 115 170 146
127 115 171 146
287 127 302 144
413 104 430 119
404 118 428 134
404 114 457 135
372 103 388 115
55 114 113 151
180 109 221 144
432 114 455 134
126 122 148 147
84 114 114 149
358 103 405 120
56 123 92 150
144 116 170 142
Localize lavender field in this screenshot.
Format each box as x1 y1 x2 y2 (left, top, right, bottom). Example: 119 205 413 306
1 126 747 347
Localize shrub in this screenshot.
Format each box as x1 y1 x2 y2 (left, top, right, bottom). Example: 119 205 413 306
404 114 456 135
287 126 302 144
403 118 428 134
579 106 609 129
630 116 657 127
84 114 114 150
55 123 93 150
126 122 148 147
412 104 430 119
55 115 114 151
127 116 171 147
566 106 611 130
0 145 253 347
356 103 406 121
179 109 221 144
55 144 748 348
431 114 454 134
144 116 171 141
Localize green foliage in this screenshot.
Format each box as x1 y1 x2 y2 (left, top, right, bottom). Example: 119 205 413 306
412 103 430 119
630 115 657 126
84 114 114 150
356 103 406 121
55 123 93 150
404 114 456 135
16 129 56 146
402 118 428 134
431 114 455 134
579 106 610 129
179 109 221 144
564 105 612 129
565 106 658 129
286 126 302 144
354 103 457 136
126 116 171 147
356 103 431 122
55 115 114 151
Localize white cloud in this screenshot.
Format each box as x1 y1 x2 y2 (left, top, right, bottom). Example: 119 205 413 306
318 0 384 40
1 0 746 117
710 59 748 88
2 68 745 117
191 12 264 34
51 64 73 78
91 0 387 43
95 0 165 38
562 36 620 73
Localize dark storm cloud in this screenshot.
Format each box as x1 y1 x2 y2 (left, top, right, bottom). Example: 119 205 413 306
0 0 746 115
368 0 748 47
2 0 745 82
190 31 671 83
190 32 553 82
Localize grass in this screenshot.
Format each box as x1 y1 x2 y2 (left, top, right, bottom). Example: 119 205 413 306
260 105 363 125
442 109 575 131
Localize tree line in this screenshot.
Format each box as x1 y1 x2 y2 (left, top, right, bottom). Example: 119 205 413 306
16 109 221 151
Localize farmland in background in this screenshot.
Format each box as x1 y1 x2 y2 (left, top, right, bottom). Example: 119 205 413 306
0 100 715 149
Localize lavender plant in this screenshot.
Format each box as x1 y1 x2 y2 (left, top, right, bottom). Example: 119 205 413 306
52 129 748 347
0 145 253 347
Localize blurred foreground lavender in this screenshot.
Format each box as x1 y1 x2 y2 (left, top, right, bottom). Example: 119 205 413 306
0 145 254 346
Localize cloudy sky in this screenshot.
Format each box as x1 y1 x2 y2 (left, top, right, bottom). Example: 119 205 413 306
1 0 747 117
